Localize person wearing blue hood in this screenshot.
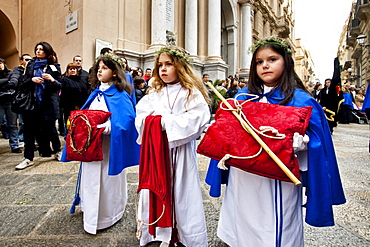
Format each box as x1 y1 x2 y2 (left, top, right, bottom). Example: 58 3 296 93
205 36 346 247
63 53 140 234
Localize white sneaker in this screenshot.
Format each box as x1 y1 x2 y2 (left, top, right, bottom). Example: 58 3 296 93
15 158 34 170
55 151 62 161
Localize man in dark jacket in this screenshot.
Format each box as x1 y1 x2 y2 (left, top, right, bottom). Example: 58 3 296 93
8 54 33 147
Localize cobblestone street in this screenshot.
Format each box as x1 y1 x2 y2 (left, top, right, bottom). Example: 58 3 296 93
0 123 369 246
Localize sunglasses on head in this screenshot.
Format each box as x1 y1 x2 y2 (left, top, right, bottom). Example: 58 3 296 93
24 58 31 61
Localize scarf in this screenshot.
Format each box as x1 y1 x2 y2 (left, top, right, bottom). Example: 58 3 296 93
33 58 48 103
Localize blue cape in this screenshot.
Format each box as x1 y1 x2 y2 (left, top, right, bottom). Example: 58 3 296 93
126 72 136 105
362 83 370 111
61 85 140 175
205 87 346 227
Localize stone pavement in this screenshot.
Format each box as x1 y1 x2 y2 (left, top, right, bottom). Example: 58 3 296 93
0 123 369 246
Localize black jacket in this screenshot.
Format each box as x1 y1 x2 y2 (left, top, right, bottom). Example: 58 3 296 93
60 75 89 110
20 60 62 120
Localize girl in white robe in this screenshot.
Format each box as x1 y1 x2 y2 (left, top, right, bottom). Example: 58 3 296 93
208 36 345 247
135 46 211 247
67 54 139 235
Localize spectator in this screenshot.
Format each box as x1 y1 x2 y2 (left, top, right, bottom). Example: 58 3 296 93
9 54 32 145
72 55 90 91
312 82 323 101
59 63 89 133
142 68 152 83
227 78 239 98
15 42 62 169
355 88 365 109
338 87 353 124
0 58 22 153
133 76 146 103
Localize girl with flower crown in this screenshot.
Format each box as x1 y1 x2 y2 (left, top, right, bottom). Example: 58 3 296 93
206 36 346 246
135 46 210 246
64 54 140 234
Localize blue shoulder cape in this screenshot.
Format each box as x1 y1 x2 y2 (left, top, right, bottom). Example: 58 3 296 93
205 87 346 227
61 85 140 175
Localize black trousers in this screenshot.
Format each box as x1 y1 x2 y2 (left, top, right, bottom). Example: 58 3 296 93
22 111 61 160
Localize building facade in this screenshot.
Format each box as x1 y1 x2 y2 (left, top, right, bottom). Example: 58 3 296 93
339 0 370 88
1 0 298 82
294 38 317 90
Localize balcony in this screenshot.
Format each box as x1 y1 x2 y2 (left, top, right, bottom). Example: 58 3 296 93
347 34 356 47
276 16 290 38
355 0 370 21
349 18 361 37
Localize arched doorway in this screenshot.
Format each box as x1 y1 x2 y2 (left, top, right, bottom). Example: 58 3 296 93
0 10 18 67
221 0 237 77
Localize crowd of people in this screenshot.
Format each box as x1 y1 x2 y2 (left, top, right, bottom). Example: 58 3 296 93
1 36 369 246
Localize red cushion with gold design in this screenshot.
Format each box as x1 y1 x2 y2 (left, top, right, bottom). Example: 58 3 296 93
197 100 312 182
66 109 111 162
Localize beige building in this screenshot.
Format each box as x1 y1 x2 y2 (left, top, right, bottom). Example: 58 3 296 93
338 0 370 88
294 38 317 90
1 0 298 81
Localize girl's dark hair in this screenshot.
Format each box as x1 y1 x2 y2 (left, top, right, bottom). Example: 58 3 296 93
248 42 309 105
133 76 144 87
313 82 322 90
89 56 132 94
34 41 57 64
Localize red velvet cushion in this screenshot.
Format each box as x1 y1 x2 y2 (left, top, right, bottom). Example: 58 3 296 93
66 109 112 162
197 100 312 182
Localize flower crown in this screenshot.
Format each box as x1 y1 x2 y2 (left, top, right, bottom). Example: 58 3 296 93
250 36 292 54
96 53 124 68
156 47 192 65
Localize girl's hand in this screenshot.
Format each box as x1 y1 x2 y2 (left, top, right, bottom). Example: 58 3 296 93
293 132 309 153
32 77 44 84
97 120 111 135
42 73 55 82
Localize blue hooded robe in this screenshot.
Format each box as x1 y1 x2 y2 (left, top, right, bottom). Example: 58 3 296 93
205 87 346 227
62 85 140 175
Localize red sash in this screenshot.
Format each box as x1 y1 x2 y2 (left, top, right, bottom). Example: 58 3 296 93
137 115 172 237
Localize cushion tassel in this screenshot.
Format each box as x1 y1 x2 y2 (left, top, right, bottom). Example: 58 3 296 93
70 194 80 214
70 163 82 214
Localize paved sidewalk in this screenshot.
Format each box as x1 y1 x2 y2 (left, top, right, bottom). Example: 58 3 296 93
0 123 369 246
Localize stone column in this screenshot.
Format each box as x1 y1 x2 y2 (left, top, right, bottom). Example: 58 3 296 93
185 0 198 60
150 0 167 49
207 0 222 62
240 1 253 72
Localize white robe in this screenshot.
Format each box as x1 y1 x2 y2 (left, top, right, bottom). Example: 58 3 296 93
135 83 210 247
80 83 127 234
217 85 304 247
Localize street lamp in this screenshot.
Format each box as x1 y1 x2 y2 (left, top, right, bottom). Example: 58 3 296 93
357 33 368 47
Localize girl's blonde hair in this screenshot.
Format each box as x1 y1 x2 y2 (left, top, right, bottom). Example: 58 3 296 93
151 46 211 105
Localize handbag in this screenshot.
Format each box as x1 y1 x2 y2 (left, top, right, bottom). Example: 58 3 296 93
197 100 312 183
11 90 34 113
66 109 112 162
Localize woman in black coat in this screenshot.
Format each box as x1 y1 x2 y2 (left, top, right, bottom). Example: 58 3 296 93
15 42 62 169
59 62 89 128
